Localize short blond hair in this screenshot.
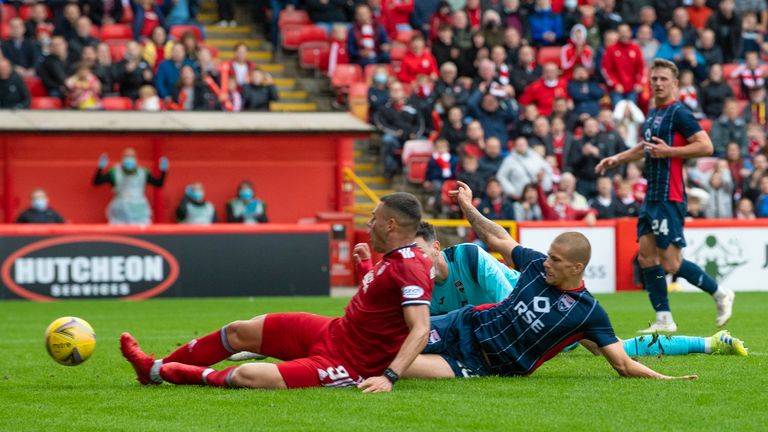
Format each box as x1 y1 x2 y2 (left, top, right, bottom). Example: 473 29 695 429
651 58 679 79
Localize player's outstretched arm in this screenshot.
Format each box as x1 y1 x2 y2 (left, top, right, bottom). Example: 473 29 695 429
449 181 520 267
599 341 698 380
595 144 645 175
358 305 431 393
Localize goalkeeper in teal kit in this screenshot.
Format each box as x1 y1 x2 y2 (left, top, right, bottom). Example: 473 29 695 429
410 222 747 358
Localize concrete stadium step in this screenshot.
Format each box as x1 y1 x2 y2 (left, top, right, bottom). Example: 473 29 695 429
259 63 286 73
197 12 219 23
206 39 263 49
356 175 388 185
272 78 297 89
204 25 254 34
354 162 375 172
354 188 394 197
218 51 272 61
278 90 308 99
269 102 319 111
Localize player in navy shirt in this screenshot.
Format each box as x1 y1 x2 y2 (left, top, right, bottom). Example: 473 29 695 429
402 181 697 380
596 59 735 333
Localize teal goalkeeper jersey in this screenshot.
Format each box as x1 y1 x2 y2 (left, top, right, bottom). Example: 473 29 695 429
430 243 519 315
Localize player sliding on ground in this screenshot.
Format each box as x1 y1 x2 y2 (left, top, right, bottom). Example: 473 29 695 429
121 193 434 392
400 181 697 380
410 222 747 358
595 59 735 334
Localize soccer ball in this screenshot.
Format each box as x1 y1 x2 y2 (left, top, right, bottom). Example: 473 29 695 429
44 317 96 366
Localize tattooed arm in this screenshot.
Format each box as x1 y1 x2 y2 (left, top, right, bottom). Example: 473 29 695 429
449 181 520 268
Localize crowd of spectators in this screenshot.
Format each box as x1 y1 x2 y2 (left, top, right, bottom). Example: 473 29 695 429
294 0 768 222
0 0 279 111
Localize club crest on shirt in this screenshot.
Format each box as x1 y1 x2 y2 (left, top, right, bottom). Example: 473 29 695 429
428 329 441 344
557 294 577 312
362 270 374 293
653 114 663 128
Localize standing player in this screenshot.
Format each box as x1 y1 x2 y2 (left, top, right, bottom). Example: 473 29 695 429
120 193 434 393
595 59 735 333
402 181 697 380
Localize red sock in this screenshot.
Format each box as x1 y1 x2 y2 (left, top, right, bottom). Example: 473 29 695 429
162 328 234 366
160 363 237 387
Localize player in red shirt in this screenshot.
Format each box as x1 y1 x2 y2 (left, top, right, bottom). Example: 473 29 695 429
120 193 434 393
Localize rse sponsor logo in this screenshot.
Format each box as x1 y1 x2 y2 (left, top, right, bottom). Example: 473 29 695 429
557 294 577 312
402 285 425 299
513 297 549 333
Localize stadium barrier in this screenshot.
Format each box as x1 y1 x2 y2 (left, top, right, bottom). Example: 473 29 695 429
0 111 372 224
0 224 331 301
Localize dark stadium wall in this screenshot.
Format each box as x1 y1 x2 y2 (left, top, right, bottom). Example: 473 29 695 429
0 132 359 224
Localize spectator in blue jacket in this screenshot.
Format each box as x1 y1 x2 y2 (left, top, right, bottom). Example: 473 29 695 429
155 42 194 100
568 64 604 119
529 0 563 46
133 0 168 42
655 26 684 62
163 0 201 27
477 177 516 220
348 4 390 67
467 87 516 147
756 176 768 218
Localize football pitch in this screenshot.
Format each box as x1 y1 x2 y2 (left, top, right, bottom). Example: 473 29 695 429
1 292 766 432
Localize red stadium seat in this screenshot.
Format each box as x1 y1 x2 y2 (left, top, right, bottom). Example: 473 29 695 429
698 118 712 134
364 63 394 83
24 77 47 97
30 97 63 109
331 64 363 89
349 82 369 121
170 25 203 42
349 82 369 99
402 139 434 163
18 4 51 20
100 23 132 41
722 63 740 79
537 46 561 65
395 29 414 45
406 154 430 184
203 44 219 58
281 25 303 50
108 42 127 62
389 44 407 62
278 9 310 29
1 4 16 23
440 179 459 207
299 25 328 44
102 96 134 110
298 41 330 70
0 22 9 40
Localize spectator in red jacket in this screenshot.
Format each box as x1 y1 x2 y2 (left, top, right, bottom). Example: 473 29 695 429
560 23 594 80
397 34 439 84
601 23 644 107
518 62 568 116
382 0 414 38
537 172 597 223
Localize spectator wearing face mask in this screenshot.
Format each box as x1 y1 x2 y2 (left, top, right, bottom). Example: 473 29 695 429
368 65 391 121
93 148 169 224
15 188 65 223
227 181 268 223
176 182 216 224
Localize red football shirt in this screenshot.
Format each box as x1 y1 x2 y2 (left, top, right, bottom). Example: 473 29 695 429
331 244 434 378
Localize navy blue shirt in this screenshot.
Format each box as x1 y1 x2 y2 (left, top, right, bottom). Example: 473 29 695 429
641 101 702 203
470 246 618 376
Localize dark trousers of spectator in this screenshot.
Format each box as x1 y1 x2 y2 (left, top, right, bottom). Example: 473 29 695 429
576 179 598 201
381 133 403 179
218 0 235 21
357 53 392 68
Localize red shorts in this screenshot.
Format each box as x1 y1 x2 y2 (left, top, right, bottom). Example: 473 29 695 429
261 312 364 389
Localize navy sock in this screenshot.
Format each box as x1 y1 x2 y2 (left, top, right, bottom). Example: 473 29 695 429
641 265 669 312
676 259 718 295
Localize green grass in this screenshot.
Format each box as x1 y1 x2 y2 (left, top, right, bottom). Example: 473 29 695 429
1 292 766 431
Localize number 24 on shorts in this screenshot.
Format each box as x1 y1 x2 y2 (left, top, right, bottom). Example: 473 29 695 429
652 219 669 236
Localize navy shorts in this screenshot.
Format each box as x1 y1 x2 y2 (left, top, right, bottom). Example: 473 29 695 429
637 200 687 249
425 306 490 378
